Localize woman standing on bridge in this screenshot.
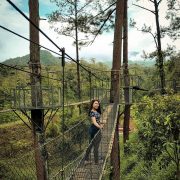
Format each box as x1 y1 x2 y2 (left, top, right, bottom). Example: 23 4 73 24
84 99 103 165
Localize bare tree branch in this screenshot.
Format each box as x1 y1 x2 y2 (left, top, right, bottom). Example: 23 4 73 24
158 0 163 5
148 31 158 49
132 24 158 49
132 3 155 14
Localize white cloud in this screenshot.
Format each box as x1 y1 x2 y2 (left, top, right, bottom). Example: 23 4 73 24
80 33 113 61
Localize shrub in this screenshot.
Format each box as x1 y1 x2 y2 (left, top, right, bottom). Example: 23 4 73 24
121 94 179 179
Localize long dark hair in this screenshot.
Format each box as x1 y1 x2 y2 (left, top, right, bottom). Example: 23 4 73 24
89 99 101 115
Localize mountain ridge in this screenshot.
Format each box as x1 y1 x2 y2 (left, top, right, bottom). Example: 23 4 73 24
2 50 155 67
2 50 60 66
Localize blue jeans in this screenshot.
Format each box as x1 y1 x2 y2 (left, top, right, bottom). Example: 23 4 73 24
84 125 101 163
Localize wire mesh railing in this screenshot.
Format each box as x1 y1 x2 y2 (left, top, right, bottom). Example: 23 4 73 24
57 103 120 180
11 85 61 109
47 119 89 179
0 119 89 180
0 100 120 180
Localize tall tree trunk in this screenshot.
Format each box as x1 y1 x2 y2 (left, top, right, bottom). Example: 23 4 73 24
29 0 47 179
110 0 124 103
110 0 124 179
75 0 81 106
123 0 130 145
154 0 166 94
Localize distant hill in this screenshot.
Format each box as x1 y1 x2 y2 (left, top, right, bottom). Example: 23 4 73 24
129 60 155 66
2 50 155 67
2 50 60 66
102 59 155 68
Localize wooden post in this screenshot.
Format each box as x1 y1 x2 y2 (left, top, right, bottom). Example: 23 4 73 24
110 0 124 103
74 0 81 107
110 105 120 180
29 0 47 179
123 0 131 145
110 0 124 179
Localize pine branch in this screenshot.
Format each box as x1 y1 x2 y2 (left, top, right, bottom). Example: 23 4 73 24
87 1 116 23
149 0 154 3
77 0 93 13
132 3 155 14
131 23 158 49
148 31 158 49
60 31 76 40
90 8 116 45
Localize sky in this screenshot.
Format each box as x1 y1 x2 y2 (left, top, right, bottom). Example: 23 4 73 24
0 0 179 63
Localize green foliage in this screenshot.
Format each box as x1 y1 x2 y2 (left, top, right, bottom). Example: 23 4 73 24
120 133 150 180
0 159 36 180
135 94 179 161
48 0 117 38
121 133 178 180
48 0 97 46
121 94 180 179
0 112 17 124
46 122 60 138
165 52 180 81
0 65 10 77
150 153 177 180
164 0 180 40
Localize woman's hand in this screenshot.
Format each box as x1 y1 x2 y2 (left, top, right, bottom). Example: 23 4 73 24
100 124 104 129
91 117 104 129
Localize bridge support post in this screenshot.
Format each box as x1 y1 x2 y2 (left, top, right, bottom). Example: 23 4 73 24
110 108 120 180
29 0 48 179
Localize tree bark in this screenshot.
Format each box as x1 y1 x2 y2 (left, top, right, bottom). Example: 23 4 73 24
29 0 47 179
154 0 166 94
110 1 124 179
122 0 130 145
110 111 120 180
110 0 124 103
75 0 81 107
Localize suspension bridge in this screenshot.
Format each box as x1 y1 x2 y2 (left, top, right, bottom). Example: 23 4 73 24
0 1 179 180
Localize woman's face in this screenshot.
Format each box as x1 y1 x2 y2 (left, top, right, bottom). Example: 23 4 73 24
92 101 99 110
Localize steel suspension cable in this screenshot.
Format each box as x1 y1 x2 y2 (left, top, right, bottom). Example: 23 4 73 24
0 25 104 82
6 0 104 82
0 25 65 60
